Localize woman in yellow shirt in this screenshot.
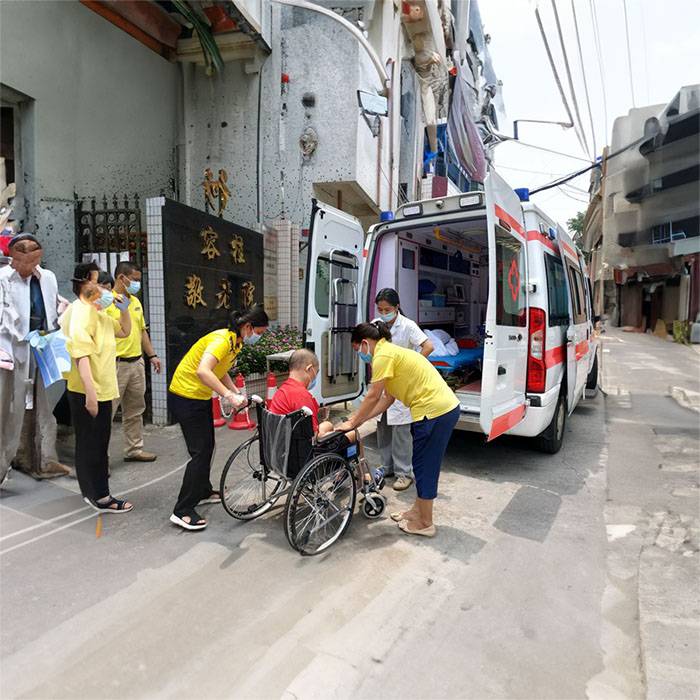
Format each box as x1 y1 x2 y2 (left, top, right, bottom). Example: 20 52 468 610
338 321 460 537
60 262 132 512
168 306 269 531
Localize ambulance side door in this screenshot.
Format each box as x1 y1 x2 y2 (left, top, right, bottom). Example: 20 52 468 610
303 200 365 405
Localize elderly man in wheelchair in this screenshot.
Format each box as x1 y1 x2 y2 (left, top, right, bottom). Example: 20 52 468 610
220 349 386 555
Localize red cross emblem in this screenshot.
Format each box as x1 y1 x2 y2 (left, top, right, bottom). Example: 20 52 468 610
508 259 520 302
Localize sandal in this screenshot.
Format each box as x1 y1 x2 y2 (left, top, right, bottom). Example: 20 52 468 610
199 490 224 505
170 510 207 531
84 496 133 514
397 519 436 537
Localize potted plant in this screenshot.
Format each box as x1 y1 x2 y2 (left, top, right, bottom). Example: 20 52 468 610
233 326 303 397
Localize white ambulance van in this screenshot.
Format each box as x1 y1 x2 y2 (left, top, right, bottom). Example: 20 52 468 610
302 169 598 453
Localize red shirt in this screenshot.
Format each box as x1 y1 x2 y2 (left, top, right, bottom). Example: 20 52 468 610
268 377 319 432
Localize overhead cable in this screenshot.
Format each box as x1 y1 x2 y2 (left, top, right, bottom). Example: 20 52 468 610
529 133 648 195
588 0 609 141
571 0 597 156
533 6 582 155
550 0 591 158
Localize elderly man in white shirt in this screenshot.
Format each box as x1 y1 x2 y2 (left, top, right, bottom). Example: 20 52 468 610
373 288 434 491
0 233 70 485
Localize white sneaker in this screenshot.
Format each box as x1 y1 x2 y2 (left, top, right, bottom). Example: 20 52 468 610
393 475 414 492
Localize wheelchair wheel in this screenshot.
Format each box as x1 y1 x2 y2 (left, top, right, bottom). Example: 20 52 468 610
220 435 286 520
284 453 356 556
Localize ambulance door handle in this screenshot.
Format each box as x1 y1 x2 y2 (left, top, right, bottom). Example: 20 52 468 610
498 365 506 375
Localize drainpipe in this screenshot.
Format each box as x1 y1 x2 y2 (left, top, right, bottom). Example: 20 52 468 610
376 117 382 209
386 56 396 208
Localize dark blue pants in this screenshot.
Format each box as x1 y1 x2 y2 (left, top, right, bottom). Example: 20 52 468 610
411 405 460 499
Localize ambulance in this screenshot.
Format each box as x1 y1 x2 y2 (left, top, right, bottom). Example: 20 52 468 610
302 170 598 453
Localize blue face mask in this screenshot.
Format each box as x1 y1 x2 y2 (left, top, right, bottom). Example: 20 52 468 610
127 280 141 295
308 368 318 391
378 310 396 323
96 290 114 310
244 331 261 346
358 342 372 364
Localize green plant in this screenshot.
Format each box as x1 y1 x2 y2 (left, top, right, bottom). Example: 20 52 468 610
233 326 303 376
172 0 224 76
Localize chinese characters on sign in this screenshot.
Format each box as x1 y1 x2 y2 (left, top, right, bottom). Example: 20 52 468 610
202 168 231 217
184 274 207 309
215 279 233 309
200 226 220 260
241 281 255 309
230 235 245 264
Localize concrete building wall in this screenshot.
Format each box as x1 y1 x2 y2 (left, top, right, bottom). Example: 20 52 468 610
0 0 179 294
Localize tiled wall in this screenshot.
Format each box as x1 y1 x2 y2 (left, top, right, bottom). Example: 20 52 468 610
145 197 168 425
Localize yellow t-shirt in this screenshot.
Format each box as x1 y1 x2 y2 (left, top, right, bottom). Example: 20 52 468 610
59 300 121 401
370 338 459 421
169 329 241 401
106 294 146 358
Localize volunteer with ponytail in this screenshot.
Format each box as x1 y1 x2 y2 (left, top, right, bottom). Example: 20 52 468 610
337 321 459 537
373 288 433 491
60 262 133 512
168 305 269 531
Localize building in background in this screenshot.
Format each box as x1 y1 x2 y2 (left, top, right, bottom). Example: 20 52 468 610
583 85 699 331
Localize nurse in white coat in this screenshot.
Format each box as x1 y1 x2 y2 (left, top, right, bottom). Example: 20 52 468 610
373 288 433 491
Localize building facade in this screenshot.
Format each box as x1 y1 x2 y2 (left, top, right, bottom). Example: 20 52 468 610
583 86 699 331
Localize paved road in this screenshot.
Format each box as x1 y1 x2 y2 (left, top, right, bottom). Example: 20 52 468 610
7 327 697 699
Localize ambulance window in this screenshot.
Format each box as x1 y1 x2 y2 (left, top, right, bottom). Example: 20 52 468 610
544 254 569 326
314 256 358 318
495 226 526 327
566 264 586 324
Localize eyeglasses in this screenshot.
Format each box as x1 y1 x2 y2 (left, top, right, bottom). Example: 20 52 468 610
13 244 41 254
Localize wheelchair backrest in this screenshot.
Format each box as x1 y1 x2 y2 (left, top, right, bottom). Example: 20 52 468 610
260 407 314 479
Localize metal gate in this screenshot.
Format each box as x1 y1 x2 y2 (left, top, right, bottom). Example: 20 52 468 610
74 194 146 275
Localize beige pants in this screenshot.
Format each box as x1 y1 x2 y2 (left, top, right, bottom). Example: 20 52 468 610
113 358 146 457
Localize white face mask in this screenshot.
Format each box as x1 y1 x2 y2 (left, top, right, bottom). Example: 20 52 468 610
244 331 261 346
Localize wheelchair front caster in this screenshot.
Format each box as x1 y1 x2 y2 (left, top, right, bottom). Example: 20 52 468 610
362 493 386 519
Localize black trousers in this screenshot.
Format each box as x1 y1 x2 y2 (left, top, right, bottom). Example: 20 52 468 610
169 392 215 515
67 390 112 502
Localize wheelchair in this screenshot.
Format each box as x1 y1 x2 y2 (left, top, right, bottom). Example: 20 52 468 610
219 396 387 556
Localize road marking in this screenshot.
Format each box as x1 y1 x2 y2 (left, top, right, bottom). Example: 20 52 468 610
0 460 188 554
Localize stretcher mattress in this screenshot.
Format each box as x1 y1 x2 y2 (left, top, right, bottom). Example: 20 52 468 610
429 347 484 372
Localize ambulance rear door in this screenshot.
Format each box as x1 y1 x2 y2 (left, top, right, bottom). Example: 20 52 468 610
480 171 529 440
303 200 366 404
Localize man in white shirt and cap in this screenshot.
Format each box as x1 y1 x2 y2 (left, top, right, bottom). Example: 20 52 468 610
0 233 70 485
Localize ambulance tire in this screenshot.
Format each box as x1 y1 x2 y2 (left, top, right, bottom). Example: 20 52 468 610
586 352 599 394
535 392 566 454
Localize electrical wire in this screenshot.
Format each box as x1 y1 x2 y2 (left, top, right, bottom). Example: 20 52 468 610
571 0 597 156
498 134 593 163
529 132 648 195
533 6 582 155
550 0 591 158
622 0 636 107
588 0 609 142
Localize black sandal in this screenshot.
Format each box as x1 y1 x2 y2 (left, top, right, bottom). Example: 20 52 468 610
84 496 133 514
169 510 207 531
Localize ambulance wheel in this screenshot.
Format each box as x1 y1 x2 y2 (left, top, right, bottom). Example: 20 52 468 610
586 352 599 395
362 493 386 519
535 392 566 454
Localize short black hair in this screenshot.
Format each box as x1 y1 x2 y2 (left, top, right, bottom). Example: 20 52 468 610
71 262 99 297
228 304 269 333
375 287 400 307
97 271 114 288
351 321 392 344
114 261 139 278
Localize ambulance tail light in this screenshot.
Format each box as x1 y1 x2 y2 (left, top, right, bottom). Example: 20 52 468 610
527 307 546 393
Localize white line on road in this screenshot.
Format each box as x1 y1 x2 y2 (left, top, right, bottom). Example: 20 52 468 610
0 460 188 555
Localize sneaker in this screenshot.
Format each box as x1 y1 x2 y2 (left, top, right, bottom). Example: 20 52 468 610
393 475 414 492
125 451 157 462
